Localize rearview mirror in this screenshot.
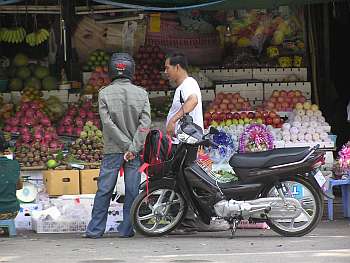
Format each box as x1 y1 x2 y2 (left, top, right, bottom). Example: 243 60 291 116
209 126 219 134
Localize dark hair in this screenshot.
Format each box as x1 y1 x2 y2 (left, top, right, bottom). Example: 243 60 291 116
166 53 188 71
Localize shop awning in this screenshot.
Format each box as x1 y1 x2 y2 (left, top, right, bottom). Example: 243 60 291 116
0 0 23 5
91 0 344 11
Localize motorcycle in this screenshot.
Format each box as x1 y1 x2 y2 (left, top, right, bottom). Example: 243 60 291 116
131 115 329 237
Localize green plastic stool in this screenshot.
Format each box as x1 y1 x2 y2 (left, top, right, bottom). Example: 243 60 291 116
0 219 16 236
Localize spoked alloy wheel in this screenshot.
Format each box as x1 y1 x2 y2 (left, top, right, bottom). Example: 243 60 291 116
131 185 187 237
263 176 323 237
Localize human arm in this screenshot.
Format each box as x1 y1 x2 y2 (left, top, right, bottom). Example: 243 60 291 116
166 94 198 136
16 178 23 190
127 97 152 155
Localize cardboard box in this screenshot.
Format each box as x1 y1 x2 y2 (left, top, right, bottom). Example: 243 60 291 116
43 170 80 196
80 169 100 194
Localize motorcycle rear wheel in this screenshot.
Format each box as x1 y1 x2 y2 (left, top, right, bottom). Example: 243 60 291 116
262 176 323 237
131 184 188 237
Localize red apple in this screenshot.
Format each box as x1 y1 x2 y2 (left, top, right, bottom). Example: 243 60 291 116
287 90 295 98
284 97 292 103
266 101 275 109
222 99 230 104
272 90 280 97
298 96 306 103
232 93 240 99
218 112 226 121
217 93 225 100
226 112 234 119
228 103 235 110
262 111 269 118
280 90 287 97
247 112 255 119
292 97 299 104
240 112 247 119
295 90 302 97
220 104 228 111
272 117 281 125
212 113 219 121
204 112 212 120
265 117 273 125
277 97 284 103
231 112 238 118
269 111 277 118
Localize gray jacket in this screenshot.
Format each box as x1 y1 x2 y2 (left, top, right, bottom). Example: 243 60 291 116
98 78 151 154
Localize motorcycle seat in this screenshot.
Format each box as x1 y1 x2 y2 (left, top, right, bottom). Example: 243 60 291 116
229 147 310 169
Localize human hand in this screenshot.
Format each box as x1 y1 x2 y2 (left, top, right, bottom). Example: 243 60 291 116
124 151 135 162
166 119 176 136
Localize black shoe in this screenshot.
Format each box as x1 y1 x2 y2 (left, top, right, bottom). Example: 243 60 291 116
81 233 102 239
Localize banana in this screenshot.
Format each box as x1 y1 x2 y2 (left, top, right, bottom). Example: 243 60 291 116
14 29 20 43
35 31 41 45
40 28 49 38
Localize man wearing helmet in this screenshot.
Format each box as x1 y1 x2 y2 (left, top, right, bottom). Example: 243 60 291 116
85 53 151 238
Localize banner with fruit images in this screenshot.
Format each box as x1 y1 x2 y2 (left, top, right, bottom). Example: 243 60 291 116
215 6 306 68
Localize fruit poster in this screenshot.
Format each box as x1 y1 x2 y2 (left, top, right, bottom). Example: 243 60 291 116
215 6 306 68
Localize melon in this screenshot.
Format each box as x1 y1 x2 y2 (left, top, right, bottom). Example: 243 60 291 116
16 66 31 80
9 78 23 91
25 77 41 89
42 76 57 90
34 65 50 80
13 53 29 67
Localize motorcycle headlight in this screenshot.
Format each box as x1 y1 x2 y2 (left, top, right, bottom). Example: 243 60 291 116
177 132 199 144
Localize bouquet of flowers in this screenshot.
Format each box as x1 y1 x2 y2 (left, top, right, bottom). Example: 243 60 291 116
239 124 274 153
333 141 350 179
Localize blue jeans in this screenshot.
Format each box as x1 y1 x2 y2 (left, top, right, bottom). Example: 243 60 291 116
86 153 141 237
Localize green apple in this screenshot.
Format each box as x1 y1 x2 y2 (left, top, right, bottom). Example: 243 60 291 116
211 121 218 127
232 119 238 125
225 119 232 126
256 118 263 124
244 117 251 124
238 119 245 125
220 121 226 127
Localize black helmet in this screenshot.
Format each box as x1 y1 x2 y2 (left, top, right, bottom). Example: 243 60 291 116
108 53 135 80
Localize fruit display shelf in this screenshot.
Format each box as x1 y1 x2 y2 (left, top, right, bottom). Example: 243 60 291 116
252 68 307 82
200 67 253 81
200 67 307 83
264 82 311 100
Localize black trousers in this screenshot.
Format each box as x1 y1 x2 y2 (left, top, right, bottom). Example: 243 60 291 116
172 144 199 229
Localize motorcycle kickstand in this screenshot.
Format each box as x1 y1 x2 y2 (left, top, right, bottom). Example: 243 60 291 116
229 219 239 239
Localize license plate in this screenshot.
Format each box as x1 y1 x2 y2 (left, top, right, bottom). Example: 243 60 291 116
314 170 326 187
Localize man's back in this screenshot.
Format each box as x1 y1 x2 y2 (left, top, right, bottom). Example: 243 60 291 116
98 78 151 154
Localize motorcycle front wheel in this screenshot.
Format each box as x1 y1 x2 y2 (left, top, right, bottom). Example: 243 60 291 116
262 176 323 237
131 184 188 237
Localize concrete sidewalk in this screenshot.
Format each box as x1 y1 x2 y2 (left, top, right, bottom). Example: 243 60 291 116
0 220 349 263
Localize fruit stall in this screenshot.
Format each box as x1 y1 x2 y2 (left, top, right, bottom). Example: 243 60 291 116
0 1 341 233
